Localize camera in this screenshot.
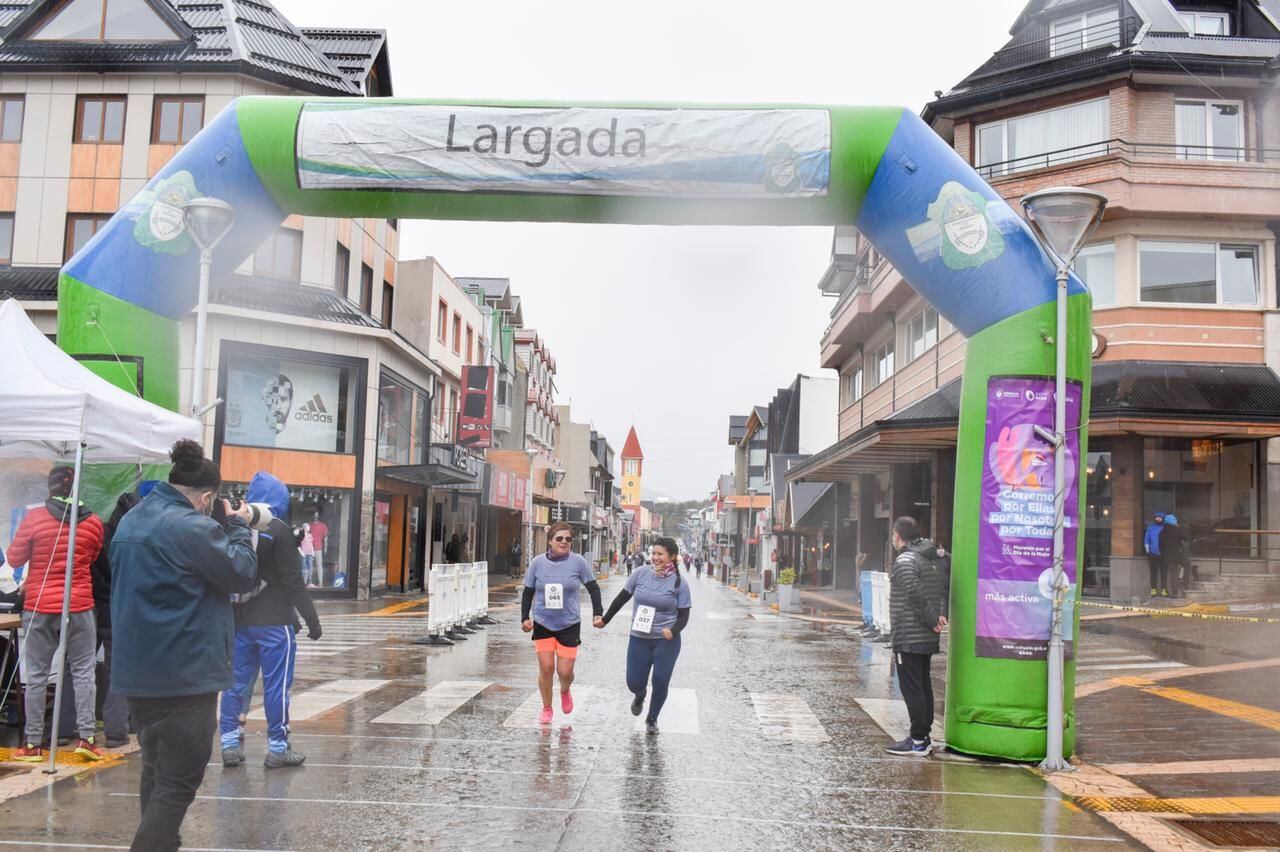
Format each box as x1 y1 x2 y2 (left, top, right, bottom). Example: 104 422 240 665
212 495 274 530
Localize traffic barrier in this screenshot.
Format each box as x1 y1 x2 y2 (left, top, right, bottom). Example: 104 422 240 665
869 572 891 638
859 571 874 628
413 561 496 646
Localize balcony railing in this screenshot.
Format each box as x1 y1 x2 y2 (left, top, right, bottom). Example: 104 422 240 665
493 401 512 432
976 138 1280 179
977 16 1140 77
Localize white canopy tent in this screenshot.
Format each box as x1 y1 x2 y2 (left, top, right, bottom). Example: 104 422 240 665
0 299 201 771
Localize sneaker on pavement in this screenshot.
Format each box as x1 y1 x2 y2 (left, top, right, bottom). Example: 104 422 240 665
561 691 574 715
12 744 44 762
221 747 245 767
630 695 645 717
538 707 554 725
885 736 932 757
263 749 306 769
645 719 659 735
105 736 129 749
75 738 105 761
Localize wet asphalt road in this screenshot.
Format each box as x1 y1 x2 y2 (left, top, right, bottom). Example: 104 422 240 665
0 574 1134 851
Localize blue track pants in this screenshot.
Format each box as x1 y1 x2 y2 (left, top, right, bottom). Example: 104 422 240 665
219 625 296 752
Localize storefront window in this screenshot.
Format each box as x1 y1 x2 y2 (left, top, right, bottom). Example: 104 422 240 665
224 349 358 453
1083 442 1112 597
222 482 356 591
377 370 429 465
372 494 390 589
1142 437 1258 557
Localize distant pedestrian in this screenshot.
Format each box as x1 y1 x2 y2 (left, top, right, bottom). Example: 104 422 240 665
309 513 328 584
444 533 461 564
9 465 106 762
884 516 945 758
596 536 692 735
220 471 322 770
1144 513 1165 598
298 522 315 587
109 440 258 852
521 521 603 725
1158 514 1190 598
694 556 702 578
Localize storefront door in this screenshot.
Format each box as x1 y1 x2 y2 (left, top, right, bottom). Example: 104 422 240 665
386 495 407 590
406 497 426 591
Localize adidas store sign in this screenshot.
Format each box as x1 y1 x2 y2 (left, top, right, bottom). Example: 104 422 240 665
295 394 335 425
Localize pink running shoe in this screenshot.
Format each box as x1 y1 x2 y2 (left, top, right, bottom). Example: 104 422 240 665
538 706 554 725
561 691 574 715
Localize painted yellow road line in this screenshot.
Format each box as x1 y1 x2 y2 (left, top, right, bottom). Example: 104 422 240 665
1110 677 1280 733
1077 657 1280 698
1100 757 1280 776
360 598 429 617
1076 795 1280 815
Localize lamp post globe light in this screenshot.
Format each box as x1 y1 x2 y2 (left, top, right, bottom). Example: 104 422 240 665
1020 186 1107 773
182 197 236 419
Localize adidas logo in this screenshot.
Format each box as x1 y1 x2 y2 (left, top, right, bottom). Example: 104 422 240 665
294 394 335 424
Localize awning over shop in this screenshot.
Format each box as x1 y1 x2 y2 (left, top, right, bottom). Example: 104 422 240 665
789 481 833 529
788 361 1280 484
378 443 482 489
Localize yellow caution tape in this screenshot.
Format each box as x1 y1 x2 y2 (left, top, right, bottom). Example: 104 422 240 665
1078 599 1280 624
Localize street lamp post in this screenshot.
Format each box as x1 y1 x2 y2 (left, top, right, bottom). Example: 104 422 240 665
553 468 566 522
1020 186 1108 773
182 198 236 419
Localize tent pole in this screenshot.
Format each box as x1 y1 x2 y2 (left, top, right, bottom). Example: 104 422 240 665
45 441 85 775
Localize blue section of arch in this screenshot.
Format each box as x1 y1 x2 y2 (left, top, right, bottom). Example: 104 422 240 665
63 104 286 321
855 111 1085 338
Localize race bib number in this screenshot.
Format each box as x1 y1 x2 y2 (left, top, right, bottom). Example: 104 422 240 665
544 583 564 610
632 605 656 633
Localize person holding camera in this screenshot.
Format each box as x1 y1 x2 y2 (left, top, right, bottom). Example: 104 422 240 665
219 471 322 769
109 440 259 852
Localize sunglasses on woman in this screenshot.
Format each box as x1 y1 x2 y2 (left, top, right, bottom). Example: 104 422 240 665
552 536 572 543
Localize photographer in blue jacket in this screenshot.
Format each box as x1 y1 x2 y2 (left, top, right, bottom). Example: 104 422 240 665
110 440 258 852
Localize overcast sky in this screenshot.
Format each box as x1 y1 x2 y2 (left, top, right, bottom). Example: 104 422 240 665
279 0 1028 500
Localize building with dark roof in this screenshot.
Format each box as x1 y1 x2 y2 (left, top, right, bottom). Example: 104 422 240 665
0 0 461 602
795 0 1280 601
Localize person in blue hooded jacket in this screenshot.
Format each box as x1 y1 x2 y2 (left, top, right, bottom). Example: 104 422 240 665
218 471 322 770
110 440 258 852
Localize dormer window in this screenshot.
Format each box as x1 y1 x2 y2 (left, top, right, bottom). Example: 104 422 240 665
1050 6 1121 57
1177 11 1230 36
30 0 180 42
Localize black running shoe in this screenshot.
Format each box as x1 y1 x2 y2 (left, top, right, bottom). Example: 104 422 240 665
631 695 645 717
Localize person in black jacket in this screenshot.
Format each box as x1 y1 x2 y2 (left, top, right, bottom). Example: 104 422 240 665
1158 513 1191 598
885 516 946 758
217 471 321 770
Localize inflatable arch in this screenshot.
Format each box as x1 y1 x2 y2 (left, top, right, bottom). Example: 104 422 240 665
58 98 1091 761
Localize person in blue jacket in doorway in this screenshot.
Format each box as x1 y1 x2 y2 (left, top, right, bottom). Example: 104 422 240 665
596 535 692 734
1144 512 1164 598
218 471 322 769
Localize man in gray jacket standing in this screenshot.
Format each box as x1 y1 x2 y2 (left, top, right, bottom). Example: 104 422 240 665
885 516 947 757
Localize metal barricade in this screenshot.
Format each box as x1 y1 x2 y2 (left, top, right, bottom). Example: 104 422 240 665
869 571 891 637
412 561 497 647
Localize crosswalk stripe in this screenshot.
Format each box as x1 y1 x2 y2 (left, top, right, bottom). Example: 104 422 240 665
1077 655 1154 663
371 681 492 726
634 687 699 735
503 686 598 729
750 693 830 742
1077 661 1186 671
750 613 780 622
1082 647 1151 657
251 679 391 722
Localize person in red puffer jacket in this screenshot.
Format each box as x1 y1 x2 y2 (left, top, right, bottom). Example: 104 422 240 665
8 466 105 762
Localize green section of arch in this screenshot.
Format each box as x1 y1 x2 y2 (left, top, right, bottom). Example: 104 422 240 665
943 293 1092 760
234 97 904 225
57 272 181 411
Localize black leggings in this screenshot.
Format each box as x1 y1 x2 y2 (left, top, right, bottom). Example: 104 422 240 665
626 635 681 722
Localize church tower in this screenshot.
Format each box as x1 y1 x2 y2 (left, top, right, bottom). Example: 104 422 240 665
620 426 643 507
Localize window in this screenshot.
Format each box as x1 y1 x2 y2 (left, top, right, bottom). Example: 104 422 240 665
437 299 448 342
749 447 767 466
1049 6 1120 57
74 96 126 143
448 388 459 437
253 228 302 280
624 459 639 476
1177 11 1229 35
976 98 1110 176
0 213 13 265
64 213 110 261
359 263 374 314
377 370 429 466
847 366 863 403
1139 241 1258 305
1074 242 1116 307
0 96 23 142
31 0 179 41
381 282 393 327
222 347 360 454
465 326 474 364
872 339 894 386
334 243 350 293
904 306 938 362
452 313 462 355
151 95 203 144
1176 100 1242 161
